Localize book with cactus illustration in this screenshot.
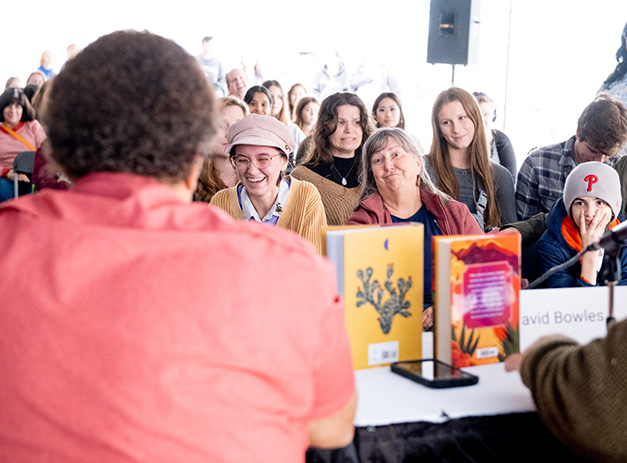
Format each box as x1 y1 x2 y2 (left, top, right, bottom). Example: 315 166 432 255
325 223 423 370
433 233 521 368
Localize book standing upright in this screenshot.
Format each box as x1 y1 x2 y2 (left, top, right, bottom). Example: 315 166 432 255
433 233 521 368
325 224 424 370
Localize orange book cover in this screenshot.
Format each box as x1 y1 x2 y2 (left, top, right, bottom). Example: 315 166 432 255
325 224 423 370
433 233 521 368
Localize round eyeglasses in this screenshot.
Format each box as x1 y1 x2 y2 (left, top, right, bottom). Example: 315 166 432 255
231 154 281 170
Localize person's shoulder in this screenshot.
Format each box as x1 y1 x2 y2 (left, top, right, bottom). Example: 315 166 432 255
527 138 570 158
491 161 511 176
290 177 320 195
493 129 512 143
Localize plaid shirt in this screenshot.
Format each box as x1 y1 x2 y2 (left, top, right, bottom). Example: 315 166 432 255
515 136 617 220
516 137 577 220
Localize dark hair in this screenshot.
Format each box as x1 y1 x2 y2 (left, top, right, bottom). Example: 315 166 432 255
302 92 375 171
577 94 627 157
244 85 273 106
602 22 627 88
43 30 216 181
372 92 406 129
23 84 39 103
202 36 213 43
294 96 319 130
0 88 36 122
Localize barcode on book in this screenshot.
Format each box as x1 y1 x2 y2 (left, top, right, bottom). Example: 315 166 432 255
476 346 499 359
368 341 400 366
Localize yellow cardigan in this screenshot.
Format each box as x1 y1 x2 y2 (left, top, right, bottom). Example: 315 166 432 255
210 177 327 254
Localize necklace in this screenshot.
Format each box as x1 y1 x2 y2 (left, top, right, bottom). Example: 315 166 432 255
332 159 355 186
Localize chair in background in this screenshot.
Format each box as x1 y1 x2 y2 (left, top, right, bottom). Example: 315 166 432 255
13 151 36 199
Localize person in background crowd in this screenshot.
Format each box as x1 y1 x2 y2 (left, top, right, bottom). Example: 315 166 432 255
26 71 46 89
372 92 425 155
348 128 482 330
425 87 516 231
244 85 273 116
195 96 248 203
263 79 307 159
0 29 356 462
287 82 307 120
226 66 249 100
516 94 627 221
210 114 327 253
599 21 627 110
291 92 375 225
196 35 226 96
536 161 627 287
599 20 627 157
294 96 320 137
263 79 291 124
0 87 47 200
473 91 517 180
37 50 56 79
5 77 22 89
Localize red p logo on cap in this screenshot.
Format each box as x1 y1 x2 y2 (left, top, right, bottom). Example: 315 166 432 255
584 174 598 192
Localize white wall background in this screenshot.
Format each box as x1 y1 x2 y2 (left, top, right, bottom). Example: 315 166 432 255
2 0 626 167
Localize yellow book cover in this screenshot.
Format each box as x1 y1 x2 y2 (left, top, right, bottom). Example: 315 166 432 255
325 224 423 370
434 233 521 368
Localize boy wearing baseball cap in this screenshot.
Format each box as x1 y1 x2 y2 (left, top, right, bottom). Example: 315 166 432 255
536 161 627 287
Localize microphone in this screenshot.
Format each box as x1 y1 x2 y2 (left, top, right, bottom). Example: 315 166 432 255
586 221 627 255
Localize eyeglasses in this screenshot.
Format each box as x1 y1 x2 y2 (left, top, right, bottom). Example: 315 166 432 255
231 154 281 170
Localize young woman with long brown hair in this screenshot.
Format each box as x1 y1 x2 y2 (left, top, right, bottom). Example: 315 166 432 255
425 87 516 230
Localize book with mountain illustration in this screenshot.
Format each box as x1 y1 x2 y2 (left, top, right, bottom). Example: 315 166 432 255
325 223 424 370
433 233 521 368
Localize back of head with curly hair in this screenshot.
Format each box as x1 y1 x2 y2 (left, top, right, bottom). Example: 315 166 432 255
43 30 217 182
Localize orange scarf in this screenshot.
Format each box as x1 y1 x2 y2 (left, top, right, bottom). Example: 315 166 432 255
1 122 35 151
561 214 621 252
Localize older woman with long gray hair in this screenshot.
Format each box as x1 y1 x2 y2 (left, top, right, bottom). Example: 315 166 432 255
347 127 482 329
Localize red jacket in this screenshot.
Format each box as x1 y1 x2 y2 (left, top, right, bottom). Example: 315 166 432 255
347 186 483 235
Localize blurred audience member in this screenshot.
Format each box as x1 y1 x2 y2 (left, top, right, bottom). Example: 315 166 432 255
263 79 306 161
196 35 226 95
226 67 249 100
5 77 22 89
473 91 517 179
195 96 248 202
26 71 46 89
287 82 307 120
294 96 320 137
0 88 47 200
37 50 56 79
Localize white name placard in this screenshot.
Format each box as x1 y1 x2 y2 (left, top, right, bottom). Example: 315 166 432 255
519 286 627 351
